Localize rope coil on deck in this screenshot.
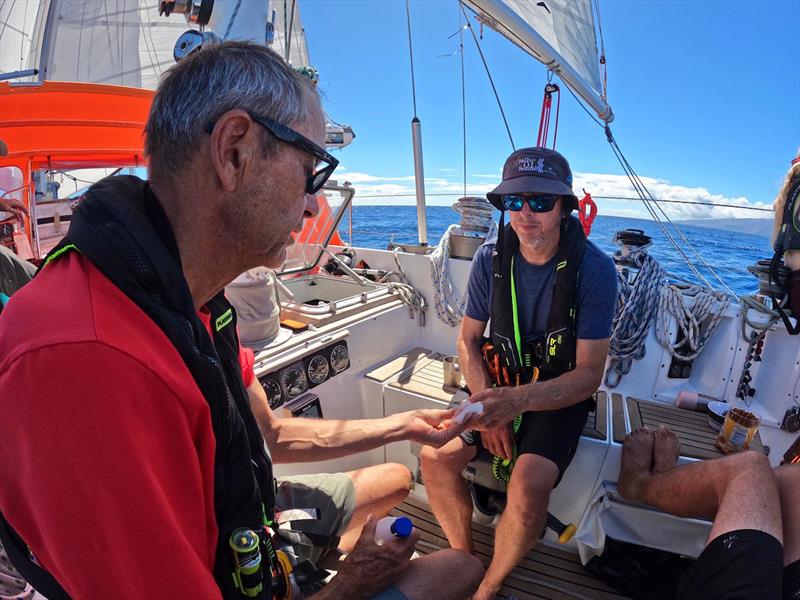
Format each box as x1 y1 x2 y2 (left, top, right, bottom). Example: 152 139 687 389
390 249 427 325
430 198 496 327
606 240 730 388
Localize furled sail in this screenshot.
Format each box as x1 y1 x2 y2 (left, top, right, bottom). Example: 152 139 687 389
462 0 613 123
270 0 311 67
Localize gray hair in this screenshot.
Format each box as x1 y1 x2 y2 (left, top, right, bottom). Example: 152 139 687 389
144 41 318 182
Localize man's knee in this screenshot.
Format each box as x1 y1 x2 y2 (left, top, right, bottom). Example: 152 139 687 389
724 450 771 478
419 438 473 473
776 464 800 498
506 455 557 515
439 549 485 589
378 463 413 499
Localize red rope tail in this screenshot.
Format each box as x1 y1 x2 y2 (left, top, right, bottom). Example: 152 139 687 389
537 92 551 147
578 190 598 236
551 85 561 149
536 83 561 149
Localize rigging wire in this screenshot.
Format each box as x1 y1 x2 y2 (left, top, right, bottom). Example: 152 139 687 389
458 7 467 198
593 0 608 101
352 191 772 213
137 2 162 83
404 0 418 118
286 0 296 61
606 126 737 296
556 63 737 295
459 2 515 151
223 0 243 40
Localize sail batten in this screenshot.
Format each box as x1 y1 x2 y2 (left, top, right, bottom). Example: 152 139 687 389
463 0 613 123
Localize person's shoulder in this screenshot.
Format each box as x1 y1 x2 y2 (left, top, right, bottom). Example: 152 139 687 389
472 242 495 268
581 240 616 276
0 254 189 387
0 252 96 362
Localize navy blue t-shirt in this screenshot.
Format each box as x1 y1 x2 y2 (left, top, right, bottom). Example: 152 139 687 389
465 238 618 342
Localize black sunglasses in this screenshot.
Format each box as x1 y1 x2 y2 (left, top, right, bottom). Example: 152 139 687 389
502 194 559 213
205 113 339 194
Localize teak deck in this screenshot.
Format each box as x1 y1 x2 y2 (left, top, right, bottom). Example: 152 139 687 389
391 495 631 600
612 394 764 460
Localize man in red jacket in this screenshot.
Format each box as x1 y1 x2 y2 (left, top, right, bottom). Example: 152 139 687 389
0 42 481 600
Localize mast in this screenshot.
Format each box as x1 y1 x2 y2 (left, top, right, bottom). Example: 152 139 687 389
405 0 427 246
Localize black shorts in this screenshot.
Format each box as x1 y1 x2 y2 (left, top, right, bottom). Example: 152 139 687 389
677 529 784 600
461 397 593 487
784 559 800 600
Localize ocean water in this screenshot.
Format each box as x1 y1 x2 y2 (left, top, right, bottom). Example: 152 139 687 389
337 206 773 297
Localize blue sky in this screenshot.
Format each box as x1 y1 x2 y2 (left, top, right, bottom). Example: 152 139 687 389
302 0 799 219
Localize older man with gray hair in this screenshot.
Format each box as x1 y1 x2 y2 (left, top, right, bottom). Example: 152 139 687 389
0 42 481 600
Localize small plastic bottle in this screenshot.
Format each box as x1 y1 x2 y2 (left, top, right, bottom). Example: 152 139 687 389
374 516 414 545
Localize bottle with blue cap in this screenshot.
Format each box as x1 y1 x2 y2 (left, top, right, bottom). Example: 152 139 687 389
374 516 414 545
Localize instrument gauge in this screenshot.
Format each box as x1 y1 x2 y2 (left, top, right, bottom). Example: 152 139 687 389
330 344 350 373
308 354 330 385
261 377 283 409
280 365 308 399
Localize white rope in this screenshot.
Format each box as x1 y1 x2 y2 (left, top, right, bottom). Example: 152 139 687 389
606 241 729 388
655 285 730 362
390 249 427 325
430 198 497 327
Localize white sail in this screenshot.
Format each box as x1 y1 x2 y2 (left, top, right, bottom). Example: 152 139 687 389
270 0 311 67
463 0 613 123
0 0 188 89
0 0 46 79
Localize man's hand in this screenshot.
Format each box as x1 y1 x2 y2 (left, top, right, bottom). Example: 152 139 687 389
397 408 477 448
0 198 29 223
468 386 525 431
481 424 514 461
327 515 418 599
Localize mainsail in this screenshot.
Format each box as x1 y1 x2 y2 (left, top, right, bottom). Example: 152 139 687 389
462 0 613 123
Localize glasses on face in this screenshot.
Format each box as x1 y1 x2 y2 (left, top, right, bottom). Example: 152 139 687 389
205 113 339 195
502 194 559 213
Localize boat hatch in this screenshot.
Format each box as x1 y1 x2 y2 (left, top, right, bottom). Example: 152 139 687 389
276 183 399 325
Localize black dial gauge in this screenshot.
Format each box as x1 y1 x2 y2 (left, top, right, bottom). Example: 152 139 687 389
330 344 349 373
261 377 283 409
308 355 330 385
281 365 308 399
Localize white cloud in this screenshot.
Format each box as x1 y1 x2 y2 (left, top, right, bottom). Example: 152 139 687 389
573 172 773 221
339 169 773 221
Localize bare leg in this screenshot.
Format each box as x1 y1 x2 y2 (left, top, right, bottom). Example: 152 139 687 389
391 549 484 600
472 454 559 600
419 438 477 552
619 427 782 546
338 464 412 552
776 464 800 565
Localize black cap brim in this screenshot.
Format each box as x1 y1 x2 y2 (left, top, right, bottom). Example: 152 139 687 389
486 175 578 211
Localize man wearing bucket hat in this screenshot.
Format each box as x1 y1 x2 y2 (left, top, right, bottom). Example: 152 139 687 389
421 147 617 600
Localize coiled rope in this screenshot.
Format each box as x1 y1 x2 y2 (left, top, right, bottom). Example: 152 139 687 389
605 244 665 387
430 198 497 327
606 239 730 388
390 249 428 326
655 285 730 362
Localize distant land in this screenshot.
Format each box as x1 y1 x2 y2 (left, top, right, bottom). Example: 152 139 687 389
676 217 773 238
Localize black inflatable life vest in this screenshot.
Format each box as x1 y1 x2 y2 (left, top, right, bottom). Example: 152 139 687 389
0 176 276 599
489 215 587 382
